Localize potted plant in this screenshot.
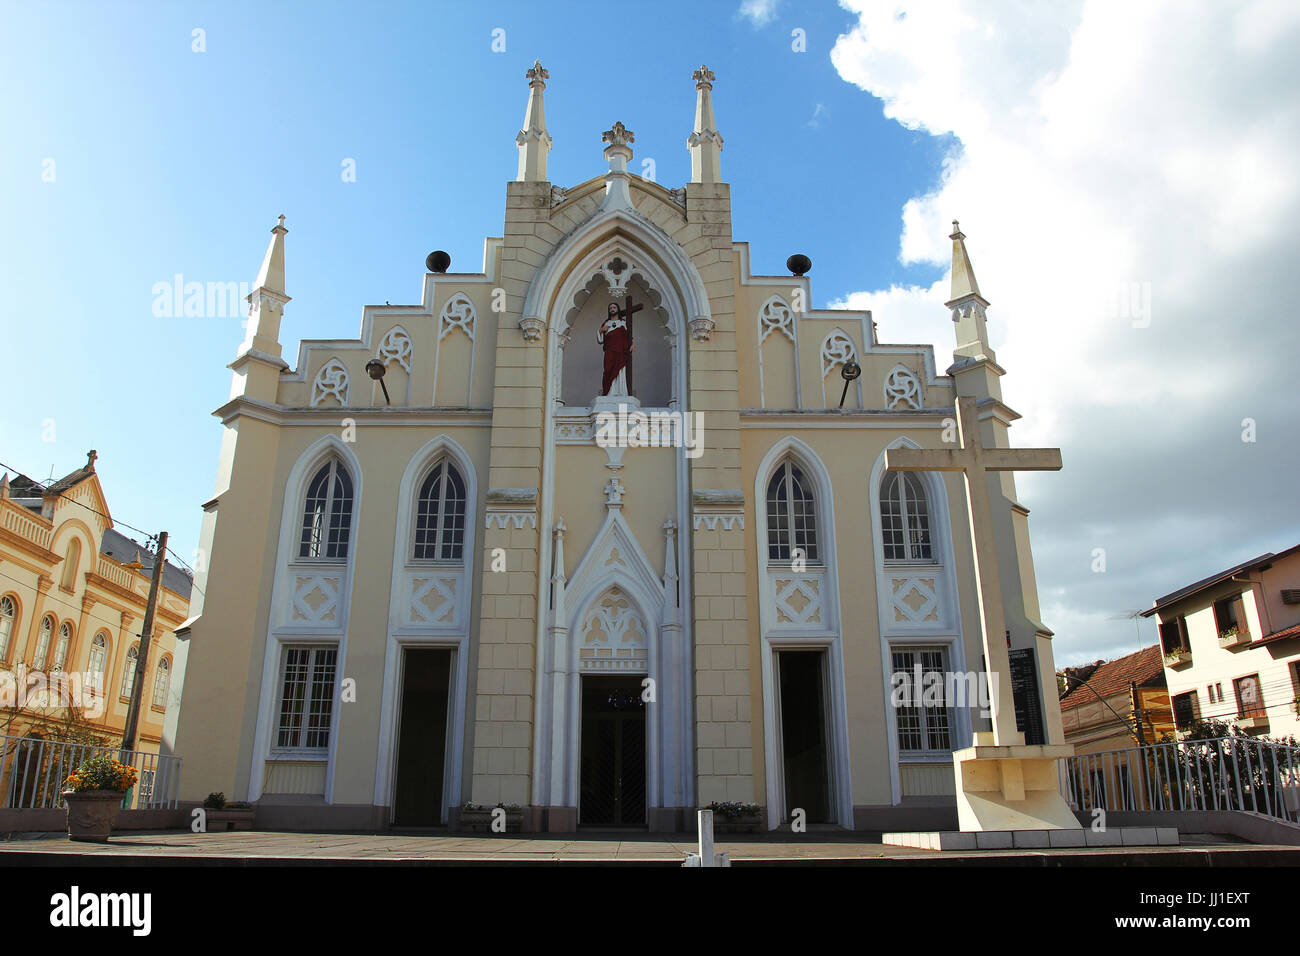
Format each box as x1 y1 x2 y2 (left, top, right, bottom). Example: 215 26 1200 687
1217 623 1245 647
457 802 524 833
62 755 136 843
201 792 256 832
705 801 764 834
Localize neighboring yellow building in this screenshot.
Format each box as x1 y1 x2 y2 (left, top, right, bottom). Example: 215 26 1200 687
174 63 1066 832
0 453 192 774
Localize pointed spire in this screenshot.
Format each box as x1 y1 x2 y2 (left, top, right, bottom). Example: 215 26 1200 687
687 65 724 184
0 473 10 500
516 59 553 182
239 215 292 361
253 215 288 295
946 219 998 370
947 220 983 303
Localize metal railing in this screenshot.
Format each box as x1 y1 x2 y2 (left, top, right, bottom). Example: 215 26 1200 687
0 734 182 810
1061 736 1300 824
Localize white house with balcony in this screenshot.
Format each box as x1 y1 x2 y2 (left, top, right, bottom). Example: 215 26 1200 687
1143 544 1300 740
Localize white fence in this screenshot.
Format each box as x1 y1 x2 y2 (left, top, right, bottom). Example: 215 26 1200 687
0 733 182 810
1061 736 1300 824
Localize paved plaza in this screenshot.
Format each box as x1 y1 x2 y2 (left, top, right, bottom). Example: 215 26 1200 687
2 829 1296 866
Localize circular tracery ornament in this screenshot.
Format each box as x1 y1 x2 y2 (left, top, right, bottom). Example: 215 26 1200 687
884 366 922 410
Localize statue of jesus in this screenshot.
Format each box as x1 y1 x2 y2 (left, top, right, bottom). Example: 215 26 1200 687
598 301 634 396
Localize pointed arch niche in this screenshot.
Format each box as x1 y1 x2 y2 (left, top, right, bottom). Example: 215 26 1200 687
549 238 682 411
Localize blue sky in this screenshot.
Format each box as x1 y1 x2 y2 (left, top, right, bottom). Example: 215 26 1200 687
0 0 946 568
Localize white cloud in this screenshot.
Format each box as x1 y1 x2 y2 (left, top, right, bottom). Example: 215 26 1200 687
738 0 782 27
830 0 1300 662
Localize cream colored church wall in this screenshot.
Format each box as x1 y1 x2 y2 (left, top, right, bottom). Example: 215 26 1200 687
273 282 501 412
174 416 285 801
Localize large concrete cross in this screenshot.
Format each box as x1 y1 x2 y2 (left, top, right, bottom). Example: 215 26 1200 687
883 395 1062 745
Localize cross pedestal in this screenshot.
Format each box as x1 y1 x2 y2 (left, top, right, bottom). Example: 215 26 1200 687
885 396 1079 832
953 735 1079 831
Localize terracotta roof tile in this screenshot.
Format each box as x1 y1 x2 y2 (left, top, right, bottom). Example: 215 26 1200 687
1060 645 1165 710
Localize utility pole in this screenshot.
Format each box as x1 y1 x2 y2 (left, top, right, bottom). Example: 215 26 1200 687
121 531 167 752
1130 680 1146 746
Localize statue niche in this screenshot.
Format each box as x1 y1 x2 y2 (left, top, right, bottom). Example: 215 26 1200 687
559 274 672 408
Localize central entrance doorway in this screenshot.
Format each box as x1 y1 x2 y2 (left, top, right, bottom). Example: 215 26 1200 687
775 649 832 824
392 648 452 826
579 675 647 827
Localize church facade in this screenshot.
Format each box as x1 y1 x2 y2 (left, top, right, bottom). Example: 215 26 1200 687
172 63 1065 832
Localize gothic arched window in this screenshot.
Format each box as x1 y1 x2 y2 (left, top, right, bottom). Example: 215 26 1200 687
881 471 933 562
766 460 819 563
298 459 354 560
0 595 15 662
413 459 467 561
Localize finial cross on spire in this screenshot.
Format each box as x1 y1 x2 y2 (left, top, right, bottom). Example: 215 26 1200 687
86 449 98 470
950 219 964 240
526 59 549 85
693 65 715 89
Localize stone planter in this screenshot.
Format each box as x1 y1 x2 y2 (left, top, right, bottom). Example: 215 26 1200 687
204 808 256 832
63 790 124 843
458 808 524 833
712 813 763 834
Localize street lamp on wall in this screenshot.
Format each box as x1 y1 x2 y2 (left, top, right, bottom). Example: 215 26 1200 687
366 358 391 405
838 360 861 409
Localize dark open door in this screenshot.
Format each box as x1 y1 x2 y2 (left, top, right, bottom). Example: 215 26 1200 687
777 650 831 824
393 648 452 826
579 676 647 827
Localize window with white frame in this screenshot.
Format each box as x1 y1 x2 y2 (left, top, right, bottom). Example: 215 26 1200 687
766 459 819 563
120 645 139 700
413 458 467 561
152 658 170 710
51 622 71 672
298 460 354 561
0 595 15 662
88 633 108 694
889 645 953 754
33 616 54 669
881 471 933 562
274 645 339 752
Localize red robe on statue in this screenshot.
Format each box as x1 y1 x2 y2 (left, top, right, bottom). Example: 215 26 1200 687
599 320 631 395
